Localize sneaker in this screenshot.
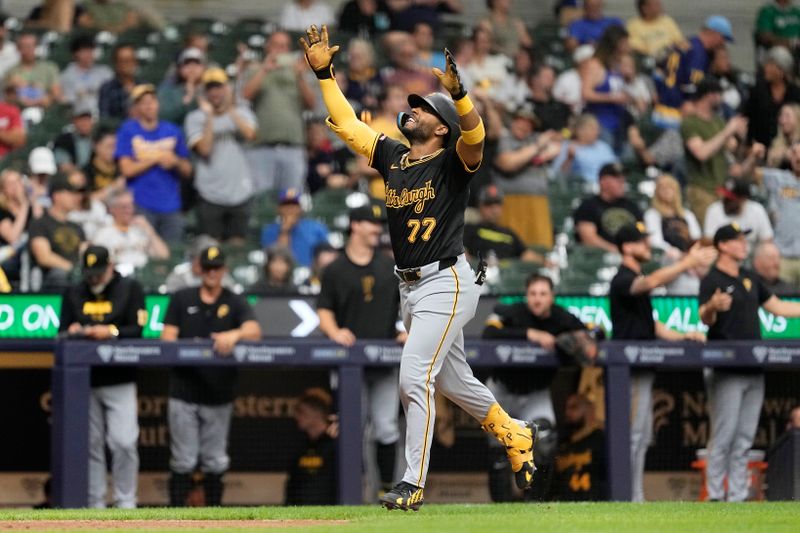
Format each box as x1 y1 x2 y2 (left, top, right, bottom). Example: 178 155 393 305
511 421 538 490
380 481 424 511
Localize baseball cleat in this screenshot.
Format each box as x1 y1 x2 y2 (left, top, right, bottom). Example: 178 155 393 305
510 421 538 490
380 481 424 511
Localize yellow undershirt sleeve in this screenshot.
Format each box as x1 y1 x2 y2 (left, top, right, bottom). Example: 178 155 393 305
319 78 380 162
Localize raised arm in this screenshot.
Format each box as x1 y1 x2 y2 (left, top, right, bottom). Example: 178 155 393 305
299 25 380 160
433 49 484 170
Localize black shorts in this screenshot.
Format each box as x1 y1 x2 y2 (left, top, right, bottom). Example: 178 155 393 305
195 198 251 240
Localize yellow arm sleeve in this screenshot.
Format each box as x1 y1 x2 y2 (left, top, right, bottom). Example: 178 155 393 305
319 78 380 162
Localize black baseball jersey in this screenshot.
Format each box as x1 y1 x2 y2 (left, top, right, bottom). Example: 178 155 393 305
164 287 257 405
482 302 585 393
554 426 607 501
370 137 476 269
284 433 337 505
609 265 656 340
699 266 772 341
59 272 146 387
317 251 400 339
463 221 527 260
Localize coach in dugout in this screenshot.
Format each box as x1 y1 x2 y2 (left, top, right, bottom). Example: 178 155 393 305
699 223 800 501
59 245 147 509
609 222 714 502
160 245 262 506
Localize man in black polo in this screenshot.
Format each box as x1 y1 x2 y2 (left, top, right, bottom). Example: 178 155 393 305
317 203 403 498
59 245 146 509
609 222 715 502
482 273 594 501
699 223 800 502
161 246 262 506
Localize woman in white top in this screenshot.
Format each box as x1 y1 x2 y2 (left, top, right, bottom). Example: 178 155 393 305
644 174 703 295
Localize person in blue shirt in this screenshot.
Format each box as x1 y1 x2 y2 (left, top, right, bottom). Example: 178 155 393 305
564 0 624 52
654 15 734 112
261 188 330 267
115 84 192 242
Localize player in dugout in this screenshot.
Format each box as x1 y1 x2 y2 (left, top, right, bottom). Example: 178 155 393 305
160 246 262 506
59 245 147 508
300 24 537 511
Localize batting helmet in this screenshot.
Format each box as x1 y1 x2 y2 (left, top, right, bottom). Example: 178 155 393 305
403 92 460 146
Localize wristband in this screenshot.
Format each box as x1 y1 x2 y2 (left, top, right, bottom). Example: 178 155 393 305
313 64 335 80
453 94 474 116
460 119 485 145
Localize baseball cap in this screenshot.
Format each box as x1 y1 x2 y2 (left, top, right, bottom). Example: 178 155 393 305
278 188 302 205
478 184 504 205
199 245 226 269
350 203 386 224
29 146 57 175
704 15 734 43
717 179 751 201
512 102 539 124
129 83 156 104
190 235 220 258
202 67 229 86
713 222 752 247
179 47 206 65
764 46 794 74
49 172 84 194
692 77 723 100
82 245 110 277
615 222 649 248
572 44 595 64
599 162 624 179
71 101 94 118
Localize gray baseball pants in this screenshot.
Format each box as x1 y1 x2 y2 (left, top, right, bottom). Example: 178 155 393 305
88 382 139 509
168 398 233 474
705 371 764 502
630 370 655 503
397 254 498 488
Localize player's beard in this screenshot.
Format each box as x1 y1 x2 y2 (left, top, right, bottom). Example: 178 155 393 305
400 119 434 144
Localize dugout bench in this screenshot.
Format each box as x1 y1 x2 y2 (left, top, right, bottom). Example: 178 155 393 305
48 339 800 507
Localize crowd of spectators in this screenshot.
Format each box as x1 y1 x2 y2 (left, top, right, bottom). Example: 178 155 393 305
0 0 798 299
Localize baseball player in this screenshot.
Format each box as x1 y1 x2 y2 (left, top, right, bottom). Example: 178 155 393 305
300 25 536 511
609 223 714 502
59 245 147 508
699 223 800 501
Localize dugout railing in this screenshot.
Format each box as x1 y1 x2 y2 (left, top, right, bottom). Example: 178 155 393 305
44 339 800 507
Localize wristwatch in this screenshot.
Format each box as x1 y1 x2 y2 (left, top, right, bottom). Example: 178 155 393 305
108 324 119 338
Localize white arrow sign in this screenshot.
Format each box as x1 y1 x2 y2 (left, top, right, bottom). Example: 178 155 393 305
289 299 320 337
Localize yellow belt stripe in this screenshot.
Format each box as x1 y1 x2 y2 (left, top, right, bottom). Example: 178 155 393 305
417 265 460 487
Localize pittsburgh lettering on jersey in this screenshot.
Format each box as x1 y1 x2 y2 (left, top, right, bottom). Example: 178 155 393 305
385 180 436 214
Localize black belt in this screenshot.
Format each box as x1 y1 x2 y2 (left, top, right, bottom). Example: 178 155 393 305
395 256 457 283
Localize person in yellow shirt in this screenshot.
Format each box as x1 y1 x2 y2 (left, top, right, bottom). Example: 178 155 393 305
626 0 686 59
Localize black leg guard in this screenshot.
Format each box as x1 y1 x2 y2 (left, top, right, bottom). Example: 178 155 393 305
169 471 192 507
376 442 397 488
203 472 225 506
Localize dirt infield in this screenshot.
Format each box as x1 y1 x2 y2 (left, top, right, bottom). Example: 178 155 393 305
0 519 347 530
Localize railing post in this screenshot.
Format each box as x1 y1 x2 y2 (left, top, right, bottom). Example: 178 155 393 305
605 358 632 501
336 363 363 504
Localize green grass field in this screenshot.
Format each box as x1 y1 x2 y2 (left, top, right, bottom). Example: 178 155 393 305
0 503 798 533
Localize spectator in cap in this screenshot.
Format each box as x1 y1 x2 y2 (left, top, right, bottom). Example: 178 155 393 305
755 1 800 61
27 146 57 214
164 235 235 293
743 46 800 146
551 112 617 184
493 103 560 248
654 15 733 112
115 84 192 242
573 162 643 253
564 0 624 53
463 185 547 263
753 241 797 296
553 44 595 114
703 179 773 248
59 244 147 509
158 47 206 126
260 189 329 268
249 246 298 296
242 30 316 193
98 43 140 121
0 86 24 158
185 67 257 245
53 103 96 174
478 0 533 57
4 32 62 109
681 77 748 223
0 15 20 81
626 0 686 59
92 188 169 274
59 34 113 114
28 172 88 290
